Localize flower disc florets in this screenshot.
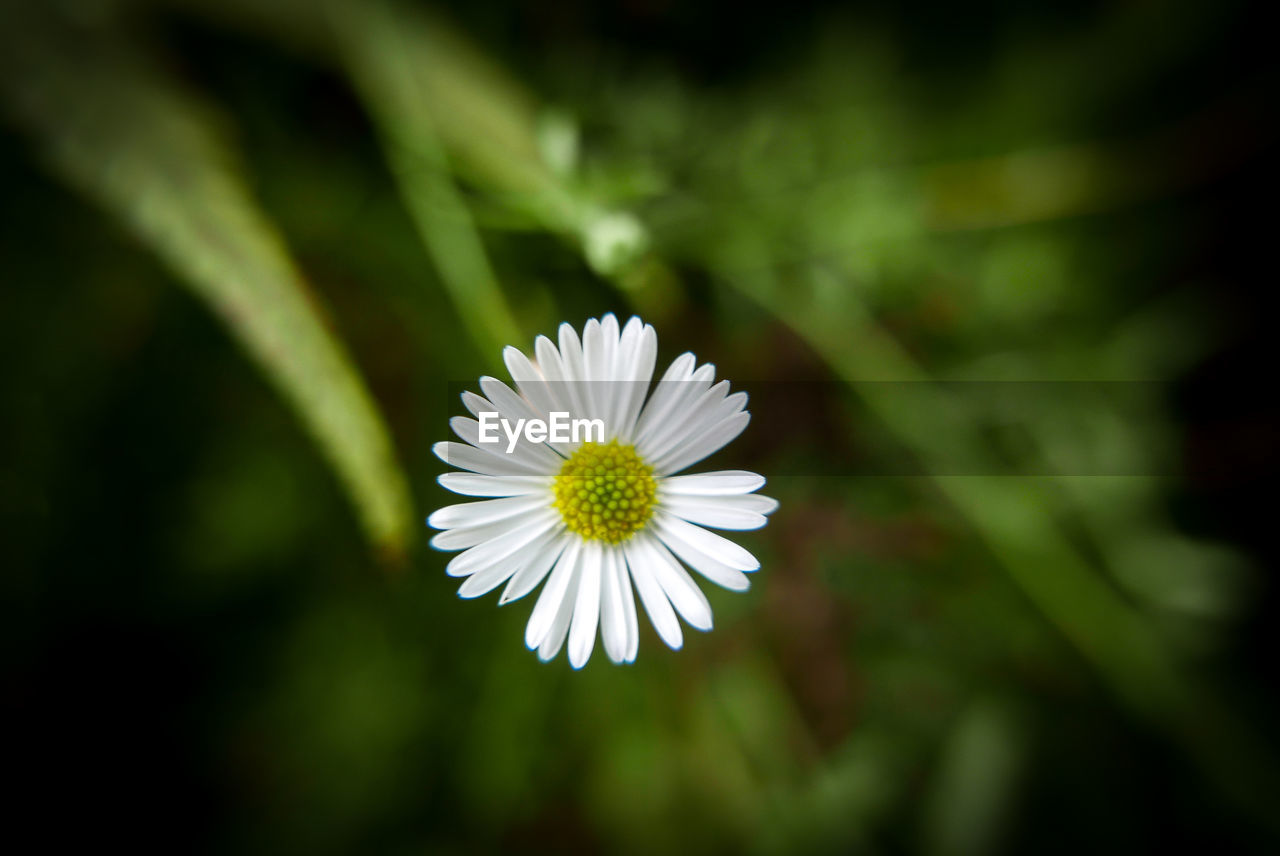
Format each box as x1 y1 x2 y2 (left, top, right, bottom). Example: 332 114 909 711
553 440 657 543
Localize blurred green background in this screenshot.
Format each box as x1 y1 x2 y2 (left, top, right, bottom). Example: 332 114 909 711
3 0 1278 852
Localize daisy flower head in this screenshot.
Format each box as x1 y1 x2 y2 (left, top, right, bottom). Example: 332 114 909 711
429 314 777 668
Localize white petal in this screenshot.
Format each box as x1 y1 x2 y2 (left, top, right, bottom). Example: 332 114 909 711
599 546 628 664
700 493 778 515
605 316 637 435
635 532 713 631
651 410 750 476
600 316 621 432
582 318 614 432
612 316 640 383
660 471 766 496
460 385 566 440
455 555 521 598
501 532 571 604
437 473 551 497
631 352 695 442
634 363 715 453
538 576 577 661
427 495 550 530
477 377 539 424
654 517 752 592
525 538 582 649
460 391 491 419
445 511 558 577
502 345 543 392
481 375 573 458
660 495 769 531
677 391 748 453
451 416 563 471
601 314 620 376
433 441 544 477
620 552 640 662
533 336 573 411
430 522 498 551
583 317 604 381
645 389 747 468
503 346 562 421
641 379 731 462
622 539 683 650
456 528 558 598
558 322 592 419
617 322 657 442
430 509 553 550
568 541 603 669
652 511 760 571
582 317 603 381
613 316 642 376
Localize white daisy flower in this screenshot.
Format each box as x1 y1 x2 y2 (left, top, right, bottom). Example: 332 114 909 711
428 314 777 668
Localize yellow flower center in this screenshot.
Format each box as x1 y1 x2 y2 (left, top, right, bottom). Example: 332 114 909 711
552 440 657 543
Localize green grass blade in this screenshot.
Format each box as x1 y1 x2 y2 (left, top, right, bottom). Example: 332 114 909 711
329 0 524 365
1 17 414 558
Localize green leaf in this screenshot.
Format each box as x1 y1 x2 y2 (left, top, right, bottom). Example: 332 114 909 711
0 12 413 558
328 0 526 364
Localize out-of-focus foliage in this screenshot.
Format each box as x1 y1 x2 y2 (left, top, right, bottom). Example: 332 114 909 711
2 0 1276 853
0 2 414 557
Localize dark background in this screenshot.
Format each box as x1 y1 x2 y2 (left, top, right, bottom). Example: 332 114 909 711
2 0 1278 852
